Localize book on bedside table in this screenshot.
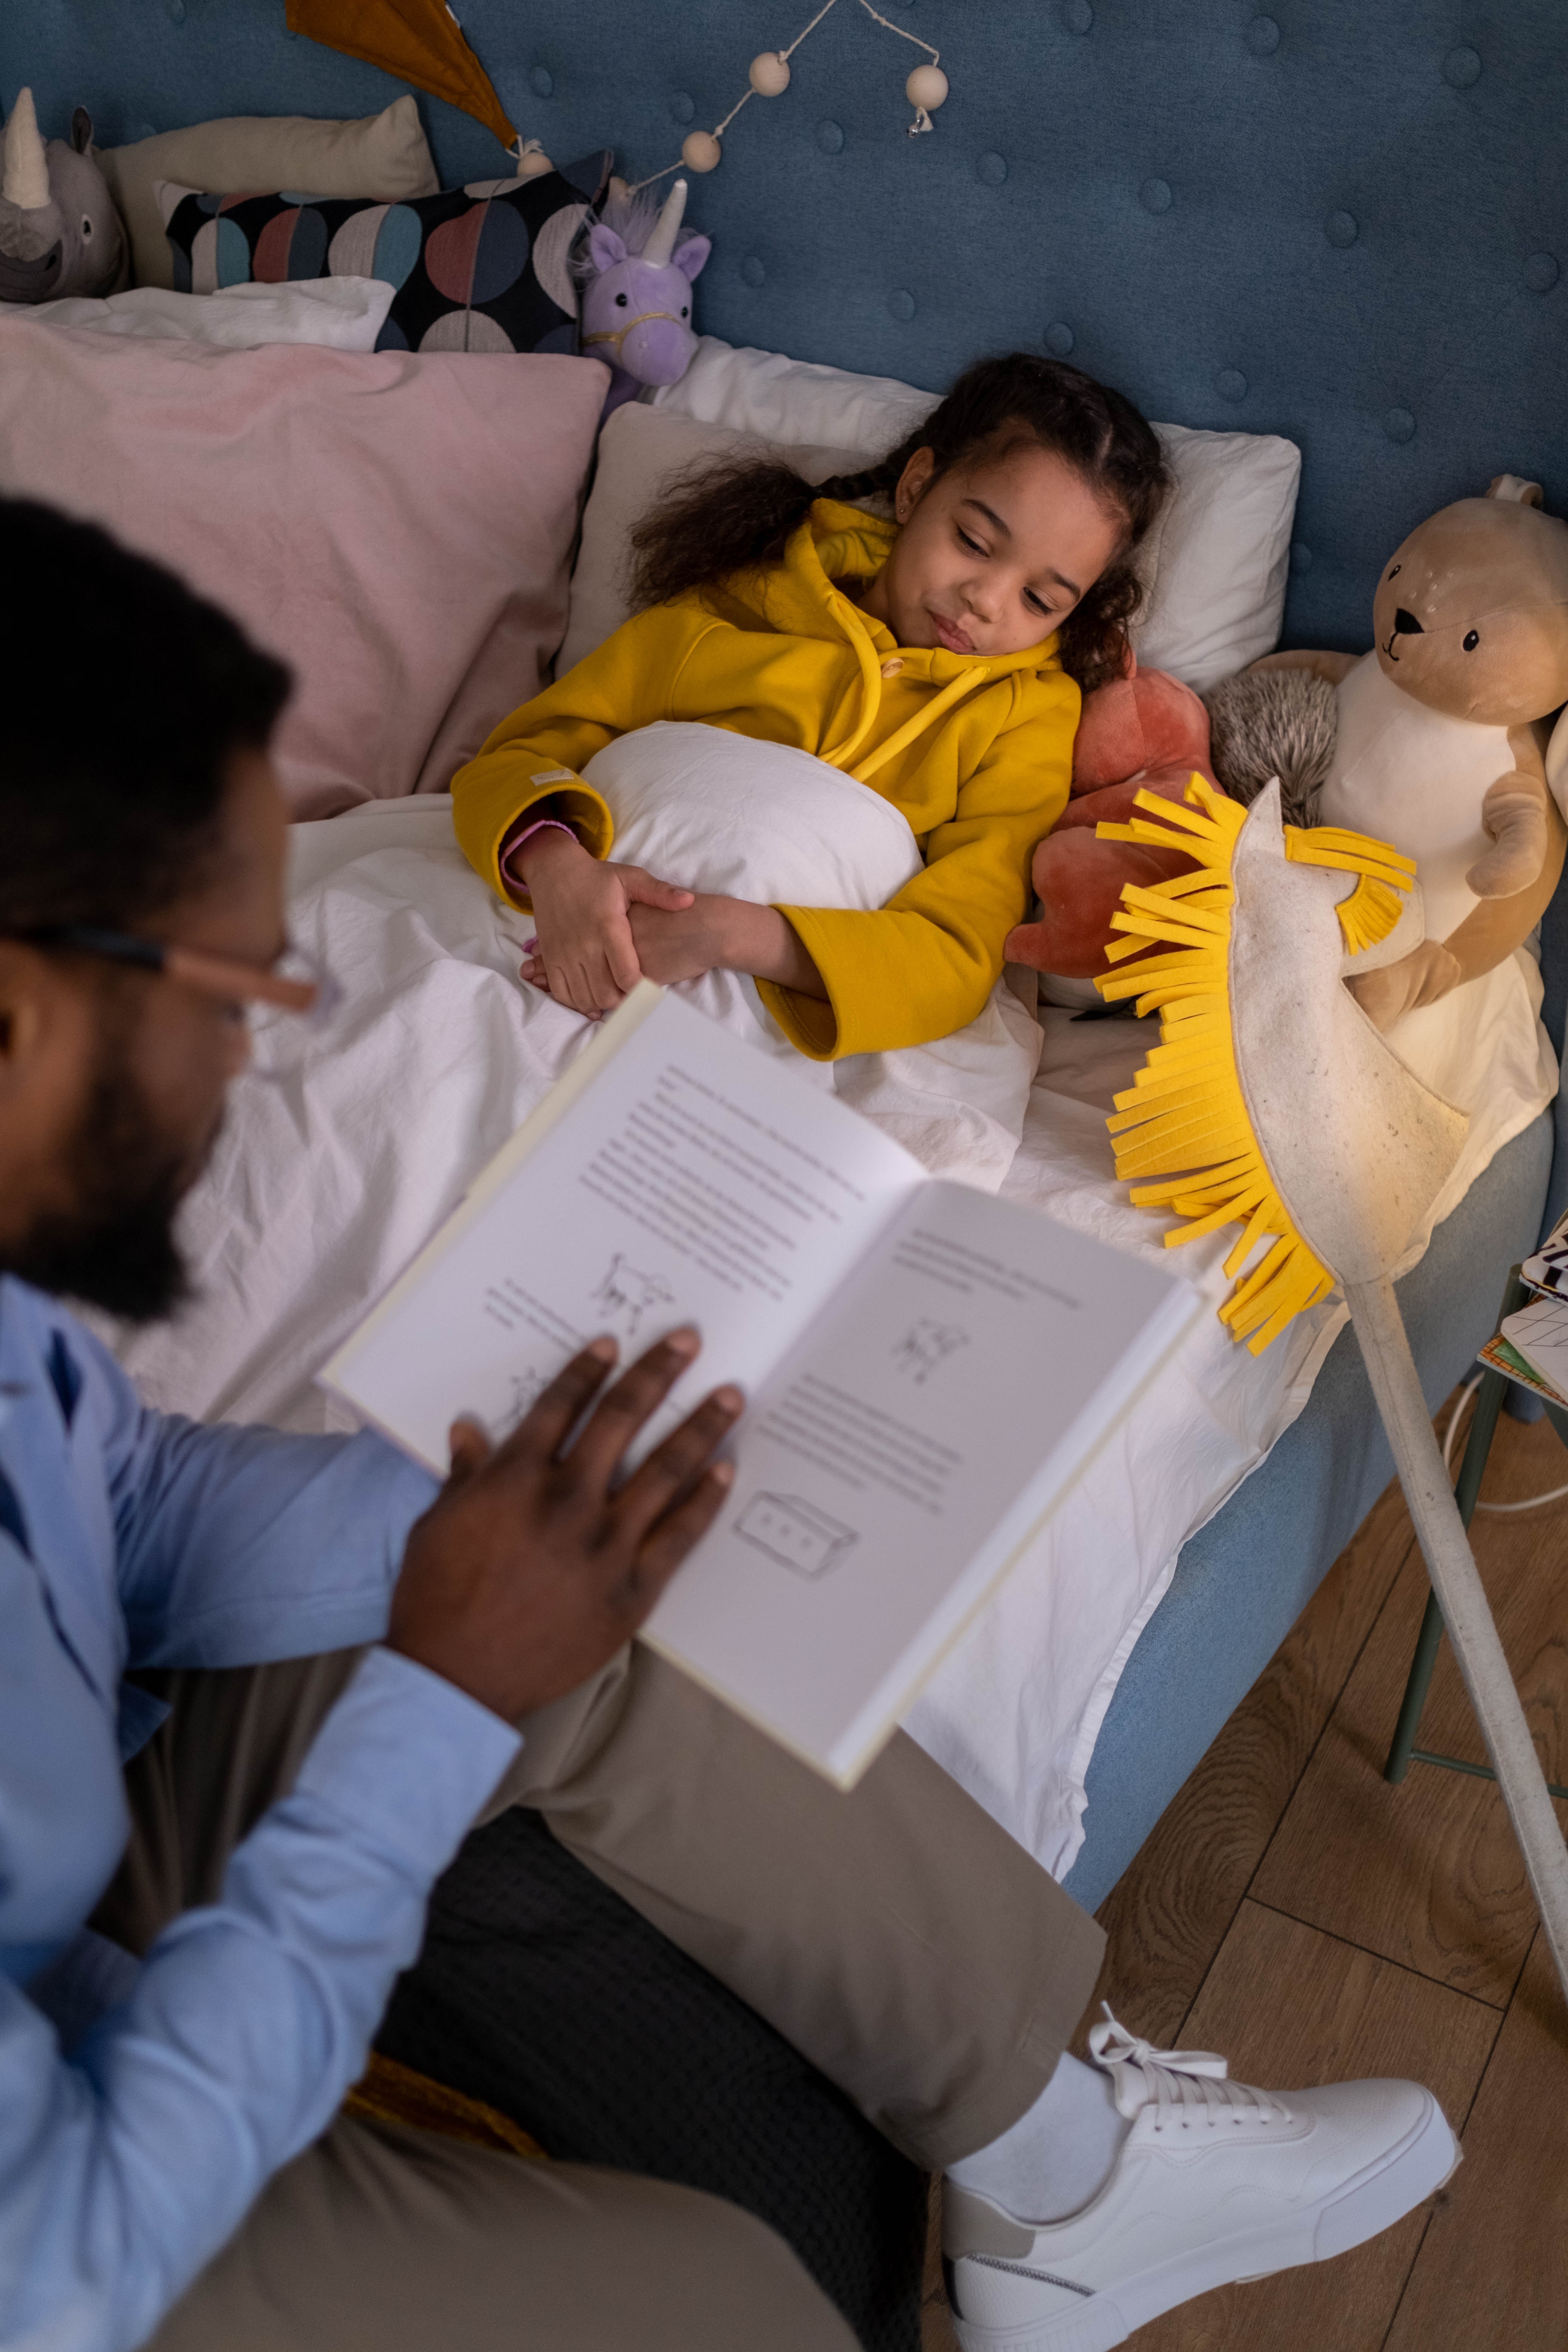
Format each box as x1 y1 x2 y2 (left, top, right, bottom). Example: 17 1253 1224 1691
1490 1299 1568 1407
322 983 1201 1786
1480 1214 1568 1406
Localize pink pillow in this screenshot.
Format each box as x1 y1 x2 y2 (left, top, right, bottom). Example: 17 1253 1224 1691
0 323 607 815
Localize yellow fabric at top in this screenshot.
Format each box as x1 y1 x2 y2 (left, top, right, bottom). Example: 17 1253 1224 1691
450 501 1080 1060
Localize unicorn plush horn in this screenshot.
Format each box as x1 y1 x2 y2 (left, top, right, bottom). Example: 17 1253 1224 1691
2 88 50 211
641 176 689 266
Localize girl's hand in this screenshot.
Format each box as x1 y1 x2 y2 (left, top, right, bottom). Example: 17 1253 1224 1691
630 894 829 998
514 830 693 1017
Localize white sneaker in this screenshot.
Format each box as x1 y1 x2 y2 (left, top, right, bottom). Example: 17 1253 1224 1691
943 2009 1459 2352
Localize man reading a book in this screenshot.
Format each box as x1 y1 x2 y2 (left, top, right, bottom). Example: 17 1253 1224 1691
0 501 1456 2352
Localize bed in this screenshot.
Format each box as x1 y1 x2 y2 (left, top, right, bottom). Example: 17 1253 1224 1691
6 0 1567 1910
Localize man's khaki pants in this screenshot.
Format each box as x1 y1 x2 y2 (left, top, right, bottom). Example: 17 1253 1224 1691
101 1644 1104 2352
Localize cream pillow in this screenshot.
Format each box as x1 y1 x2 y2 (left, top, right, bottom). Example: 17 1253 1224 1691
100 98 439 291
653 337 1301 692
558 405 859 676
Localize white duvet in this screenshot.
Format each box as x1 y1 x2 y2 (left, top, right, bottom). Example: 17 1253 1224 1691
115 723 1041 1433
111 722 1556 1883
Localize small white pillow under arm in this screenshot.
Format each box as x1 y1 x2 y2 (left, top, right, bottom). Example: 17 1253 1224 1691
650 337 1301 690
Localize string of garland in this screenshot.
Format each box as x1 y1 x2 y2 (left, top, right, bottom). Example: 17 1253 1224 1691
622 0 950 194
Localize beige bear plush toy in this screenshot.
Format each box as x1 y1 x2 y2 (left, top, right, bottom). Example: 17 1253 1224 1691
1223 477 1568 1029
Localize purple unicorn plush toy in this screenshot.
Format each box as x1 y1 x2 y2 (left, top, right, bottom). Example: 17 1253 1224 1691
580 177 710 417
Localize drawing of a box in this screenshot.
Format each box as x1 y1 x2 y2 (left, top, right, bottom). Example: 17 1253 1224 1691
735 1492 859 1579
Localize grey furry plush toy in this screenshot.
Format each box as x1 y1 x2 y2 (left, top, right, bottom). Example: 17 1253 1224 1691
0 88 125 303
1203 669 1338 830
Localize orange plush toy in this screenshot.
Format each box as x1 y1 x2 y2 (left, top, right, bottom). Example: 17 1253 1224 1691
1006 654 1217 989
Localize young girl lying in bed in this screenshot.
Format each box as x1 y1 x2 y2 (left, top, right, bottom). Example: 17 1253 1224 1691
451 351 1169 1060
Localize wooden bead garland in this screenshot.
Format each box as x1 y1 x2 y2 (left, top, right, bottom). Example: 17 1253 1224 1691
625 0 949 194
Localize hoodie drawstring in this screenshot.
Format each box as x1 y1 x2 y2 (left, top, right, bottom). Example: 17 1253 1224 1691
818 588 992 783
820 591 890 775
853 663 989 783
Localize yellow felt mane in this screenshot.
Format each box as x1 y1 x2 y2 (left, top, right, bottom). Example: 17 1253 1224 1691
1093 776 1416 1353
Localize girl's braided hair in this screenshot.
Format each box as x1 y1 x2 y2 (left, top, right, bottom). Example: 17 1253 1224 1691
629 352 1171 695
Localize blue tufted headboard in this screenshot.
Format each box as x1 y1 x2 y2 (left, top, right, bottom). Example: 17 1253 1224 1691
7 1 1566 655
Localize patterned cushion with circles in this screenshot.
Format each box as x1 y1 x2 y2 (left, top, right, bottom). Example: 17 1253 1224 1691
155 152 611 355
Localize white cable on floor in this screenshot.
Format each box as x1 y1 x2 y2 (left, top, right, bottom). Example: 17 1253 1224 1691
1440 1373 1568 1512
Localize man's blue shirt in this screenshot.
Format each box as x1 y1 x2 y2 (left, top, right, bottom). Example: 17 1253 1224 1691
0 1277 521 2352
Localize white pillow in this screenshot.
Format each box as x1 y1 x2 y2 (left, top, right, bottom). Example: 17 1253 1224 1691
652 337 1301 690
559 406 856 676
656 336 938 456
1135 422 1301 687
0 279 394 351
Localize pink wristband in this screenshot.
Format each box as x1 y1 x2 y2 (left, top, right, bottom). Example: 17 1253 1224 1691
501 815 577 890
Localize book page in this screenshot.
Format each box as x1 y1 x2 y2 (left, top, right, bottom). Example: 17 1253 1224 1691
1500 1298 1568 1406
322 992 923 1473
643 1176 1200 1782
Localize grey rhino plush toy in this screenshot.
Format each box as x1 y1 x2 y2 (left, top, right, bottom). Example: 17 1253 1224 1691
0 86 126 303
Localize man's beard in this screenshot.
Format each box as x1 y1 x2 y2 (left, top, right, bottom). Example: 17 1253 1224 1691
9 1044 205 1324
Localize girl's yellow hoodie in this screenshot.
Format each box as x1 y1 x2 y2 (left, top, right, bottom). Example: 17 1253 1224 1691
451 499 1080 1060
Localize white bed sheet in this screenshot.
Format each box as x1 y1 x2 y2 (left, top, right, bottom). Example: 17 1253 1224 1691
905 948 1556 1879
105 781 1556 1884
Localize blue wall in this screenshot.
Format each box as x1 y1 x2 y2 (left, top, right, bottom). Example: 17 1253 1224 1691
8 0 1566 649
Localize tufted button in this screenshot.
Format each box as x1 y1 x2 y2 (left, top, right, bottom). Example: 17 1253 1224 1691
1061 0 1093 29
1246 16 1280 54
1325 210 1358 247
529 66 554 99
670 92 696 125
977 152 1008 186
1044 321 1075 356
888 288 917 323
1215 368 1248 402
1384 408 1416 443
1140 177 1173 214
165 0 186 20
741 254 766 289
816 119 845 154
1442 47 1481 87
1290 543 1313 574
1525 251 1560 293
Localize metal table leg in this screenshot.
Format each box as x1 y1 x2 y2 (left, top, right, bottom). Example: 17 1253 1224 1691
1349 1271 1568 2005
1382 1266 1568 1807
1383 1330 1512 1784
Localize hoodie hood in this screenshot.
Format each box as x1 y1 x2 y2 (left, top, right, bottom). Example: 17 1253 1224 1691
703 498 1061 780
718 498 1061 683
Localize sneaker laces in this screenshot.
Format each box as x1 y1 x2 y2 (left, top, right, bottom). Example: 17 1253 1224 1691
1088 2006 1292 2130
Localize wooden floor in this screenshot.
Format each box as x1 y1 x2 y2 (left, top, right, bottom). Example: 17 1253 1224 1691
921 1386 1568 2350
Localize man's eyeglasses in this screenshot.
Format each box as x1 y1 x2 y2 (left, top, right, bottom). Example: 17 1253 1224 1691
8 923 343 1075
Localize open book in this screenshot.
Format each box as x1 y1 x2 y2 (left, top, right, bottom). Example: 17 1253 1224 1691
323 986 1201 1784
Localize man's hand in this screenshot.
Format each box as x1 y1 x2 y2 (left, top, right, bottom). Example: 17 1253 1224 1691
630 893 830 999
387 1330 740 1720
515 830 693 1017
